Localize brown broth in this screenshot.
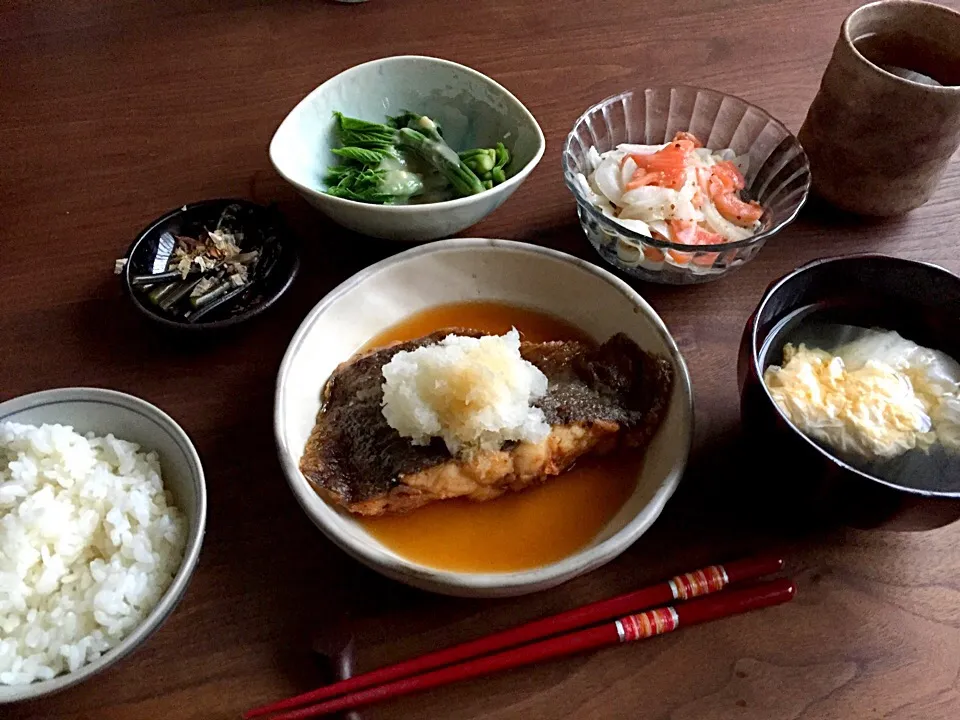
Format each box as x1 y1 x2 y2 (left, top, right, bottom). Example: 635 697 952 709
360 301 594 349
357 301 641 572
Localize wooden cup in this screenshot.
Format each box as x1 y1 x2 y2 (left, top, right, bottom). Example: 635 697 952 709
798 0 960 216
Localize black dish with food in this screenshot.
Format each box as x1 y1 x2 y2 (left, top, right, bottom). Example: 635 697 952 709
121 199 299 331
738 254 960 530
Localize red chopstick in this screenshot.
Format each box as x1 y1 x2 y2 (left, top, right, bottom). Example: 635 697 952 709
264 578 796 720
244 556 781 719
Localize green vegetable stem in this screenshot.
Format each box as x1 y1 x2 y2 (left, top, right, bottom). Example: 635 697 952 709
395 127 485 197
323 111 514 204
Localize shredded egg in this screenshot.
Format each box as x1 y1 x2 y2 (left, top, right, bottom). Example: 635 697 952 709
764 342 941 460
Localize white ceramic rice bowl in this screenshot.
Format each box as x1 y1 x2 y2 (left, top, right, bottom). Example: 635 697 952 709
269 56 545 242
275 239 693 597
0 388 206 703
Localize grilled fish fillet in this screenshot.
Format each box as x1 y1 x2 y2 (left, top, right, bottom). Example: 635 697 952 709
300 329 674 516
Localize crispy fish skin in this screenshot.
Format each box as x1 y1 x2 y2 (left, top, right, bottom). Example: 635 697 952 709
299 329 674 516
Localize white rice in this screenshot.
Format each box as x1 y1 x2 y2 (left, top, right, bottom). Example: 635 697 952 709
381 329 550 454
0 422 187 685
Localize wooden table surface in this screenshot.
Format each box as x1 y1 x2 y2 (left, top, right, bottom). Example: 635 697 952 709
4 0 960 718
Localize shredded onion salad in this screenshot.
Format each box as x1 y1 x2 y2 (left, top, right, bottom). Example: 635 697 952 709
575 131 765 267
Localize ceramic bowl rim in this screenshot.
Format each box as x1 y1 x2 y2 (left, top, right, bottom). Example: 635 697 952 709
0 387 207 703
843 0 960 95
749 252 960 499
121 198 301 332
267 54 546 213
562 85 811 252
274 238 694 595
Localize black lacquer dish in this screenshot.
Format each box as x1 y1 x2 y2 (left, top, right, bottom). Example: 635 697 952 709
738 254 960 529
121 199 299 332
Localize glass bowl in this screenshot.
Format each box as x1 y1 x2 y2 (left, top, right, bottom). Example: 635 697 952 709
563 87 810 284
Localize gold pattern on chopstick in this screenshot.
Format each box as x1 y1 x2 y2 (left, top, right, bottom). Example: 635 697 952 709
668 565 728 600
617 607 679 642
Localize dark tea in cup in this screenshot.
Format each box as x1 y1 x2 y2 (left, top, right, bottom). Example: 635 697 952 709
853 30 960 86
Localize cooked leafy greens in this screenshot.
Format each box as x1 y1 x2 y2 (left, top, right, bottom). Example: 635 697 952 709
324 111 513 204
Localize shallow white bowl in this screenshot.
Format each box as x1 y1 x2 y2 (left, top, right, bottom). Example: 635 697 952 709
269 56 545 242
0 388 206 703
275 239 693 597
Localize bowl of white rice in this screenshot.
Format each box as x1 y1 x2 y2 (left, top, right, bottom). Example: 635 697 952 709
0 387 206 703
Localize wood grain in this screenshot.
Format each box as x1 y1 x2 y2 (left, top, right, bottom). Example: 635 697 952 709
2 0 960 718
